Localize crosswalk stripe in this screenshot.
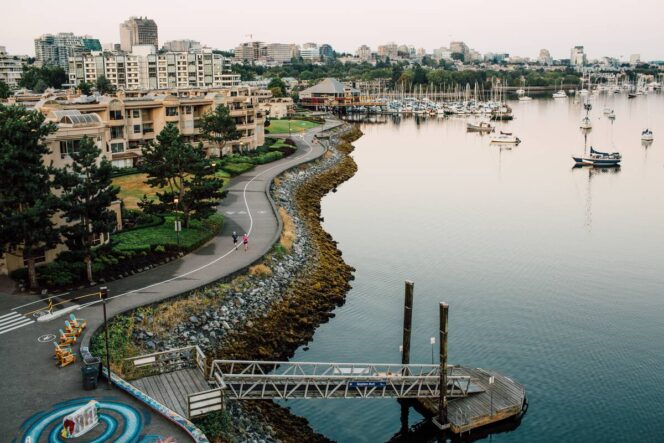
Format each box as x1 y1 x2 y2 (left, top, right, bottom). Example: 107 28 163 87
0 311 21 321
0 311 35 336
0 318 35 335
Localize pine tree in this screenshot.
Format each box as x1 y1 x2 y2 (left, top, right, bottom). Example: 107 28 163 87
0 105 59 289
140 124 225 228
53 136 119 284
199 104 240 156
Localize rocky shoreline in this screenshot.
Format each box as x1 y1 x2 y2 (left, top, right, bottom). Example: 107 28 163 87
118 123 362 442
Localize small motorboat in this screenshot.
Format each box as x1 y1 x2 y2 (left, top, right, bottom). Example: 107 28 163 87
467 121 495 133
572 147 622 167
518 95 533 101
490 131 521 144
641 129 654 142
553 90 567 98
580 116 592 129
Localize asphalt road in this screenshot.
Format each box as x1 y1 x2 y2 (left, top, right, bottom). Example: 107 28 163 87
0 120 339 441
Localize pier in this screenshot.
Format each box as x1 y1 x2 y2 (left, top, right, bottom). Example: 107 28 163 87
118 281 526 435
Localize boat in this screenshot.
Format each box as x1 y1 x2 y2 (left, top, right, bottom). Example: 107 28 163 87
553 90 567 98
603 107 612 114
607 110 615 120
467 121 495 133
518 95 532 101
641 129 654 141
580 116 592 129
628 92 637 99
572 147 621 167
490 131 521 144
516 88 525 96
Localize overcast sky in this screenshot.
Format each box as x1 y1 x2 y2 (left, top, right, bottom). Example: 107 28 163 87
3 0 663 60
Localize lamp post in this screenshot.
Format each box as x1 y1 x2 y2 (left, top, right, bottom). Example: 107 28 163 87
100 286 112 390
174 197 181 250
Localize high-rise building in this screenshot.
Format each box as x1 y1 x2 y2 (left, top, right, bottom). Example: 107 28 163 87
629 54 641 65
34 33 99 71
319 44 334 59
265 43 298 63
0 46 28 87
300 44 320 61
162 40 202 52
538 49 553 65
377 43 398 60
356 45 372 61
119 17 158 52
570 46 586 66
449 41 470 60
234 41 265 62
433 47 452 61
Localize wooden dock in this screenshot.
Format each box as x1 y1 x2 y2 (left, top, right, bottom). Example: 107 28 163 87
130 368 210 418
418 366 526 434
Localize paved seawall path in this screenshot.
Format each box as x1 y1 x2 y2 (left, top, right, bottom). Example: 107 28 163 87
0 119 342 441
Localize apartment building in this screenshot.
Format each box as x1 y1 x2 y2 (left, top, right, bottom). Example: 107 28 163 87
68 50 239 90
0 109 122 275
120 17 159 52
36 85 266 167
377 43 398 60
356 45 372 61
0 46 27 87
34 33 100 71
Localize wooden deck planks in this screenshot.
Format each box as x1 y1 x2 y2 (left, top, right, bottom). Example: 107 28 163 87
129 367 210 418
419 366 525 434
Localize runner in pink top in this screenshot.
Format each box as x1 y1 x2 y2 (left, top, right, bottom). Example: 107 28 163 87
243 233 249 251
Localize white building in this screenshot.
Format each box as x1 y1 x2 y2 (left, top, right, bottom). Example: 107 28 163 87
68 49 239 90
162 40 201 52
266 43 297 63
300 44 320 61
629 54 641 65
356 45 372 61
538 49 553 65
0 46 27 87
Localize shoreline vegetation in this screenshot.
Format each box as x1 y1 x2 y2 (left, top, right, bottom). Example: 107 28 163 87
92 123 363 442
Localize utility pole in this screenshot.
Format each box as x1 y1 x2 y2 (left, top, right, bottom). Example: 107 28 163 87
100 286 112 390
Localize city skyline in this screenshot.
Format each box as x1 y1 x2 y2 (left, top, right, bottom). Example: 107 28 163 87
2 0 664 61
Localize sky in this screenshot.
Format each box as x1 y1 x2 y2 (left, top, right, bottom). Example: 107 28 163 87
3 0 664 61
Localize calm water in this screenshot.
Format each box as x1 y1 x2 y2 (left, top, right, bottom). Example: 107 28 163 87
283 95 664 442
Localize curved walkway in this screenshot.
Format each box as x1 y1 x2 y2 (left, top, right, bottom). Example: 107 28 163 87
0 120 341 439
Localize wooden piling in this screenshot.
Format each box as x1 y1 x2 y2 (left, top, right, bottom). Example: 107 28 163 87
439 302 449 427
402 281 414 366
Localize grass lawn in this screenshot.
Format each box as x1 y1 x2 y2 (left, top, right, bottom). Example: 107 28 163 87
267 119 320 134
113 213 224 252
113 173 162 209
268 138 292 149
114 172 232 208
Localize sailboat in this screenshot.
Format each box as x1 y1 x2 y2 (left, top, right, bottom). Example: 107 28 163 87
580 100 592 129
553 80 567 98
491 131 521 144
518 79 532 101
467 121 495 133
641 129 654 142
572 147 621 167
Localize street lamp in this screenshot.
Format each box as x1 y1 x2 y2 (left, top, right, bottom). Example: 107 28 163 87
100 286 112 390
174 197 181 250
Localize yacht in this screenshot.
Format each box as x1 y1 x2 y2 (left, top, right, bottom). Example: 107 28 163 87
490 131 521 144
553 90 567 98
641 129 654 142
572 147 621 167
467 121 495 133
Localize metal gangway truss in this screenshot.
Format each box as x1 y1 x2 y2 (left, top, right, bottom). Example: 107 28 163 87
209 360 476 400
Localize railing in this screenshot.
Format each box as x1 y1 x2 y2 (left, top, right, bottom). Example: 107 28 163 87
209 360 473 400
121 345 206 381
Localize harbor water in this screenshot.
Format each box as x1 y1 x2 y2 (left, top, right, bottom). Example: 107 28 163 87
283 94 664 442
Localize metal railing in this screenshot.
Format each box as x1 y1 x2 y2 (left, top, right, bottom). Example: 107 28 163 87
209 360 473 400
121 345 207 381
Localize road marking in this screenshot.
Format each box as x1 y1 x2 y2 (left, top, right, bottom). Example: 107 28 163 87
0 311 35 335
237 211 247 214
37 333 56 343
225 211 235 215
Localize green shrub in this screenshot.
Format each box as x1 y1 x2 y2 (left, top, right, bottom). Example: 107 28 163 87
252 151 283 164
221 162 255 176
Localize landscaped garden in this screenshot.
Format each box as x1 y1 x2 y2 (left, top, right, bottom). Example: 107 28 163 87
266 119 320 134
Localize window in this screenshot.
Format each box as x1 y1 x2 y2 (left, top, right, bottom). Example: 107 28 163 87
166 107 178 116
111 142 124 153
133 125 141 134
110 127 123 139
132 109 140 118
109 110 123 120
60 139 81 159
183 106 192 115
143 124 154 134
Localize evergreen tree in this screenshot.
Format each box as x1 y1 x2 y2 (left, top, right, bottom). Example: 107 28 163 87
0 105 59 289
95 75 115 95
78 81 93 96
199 104 240 157
53 136 119 283
0 80 10 99
140 124 225 228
